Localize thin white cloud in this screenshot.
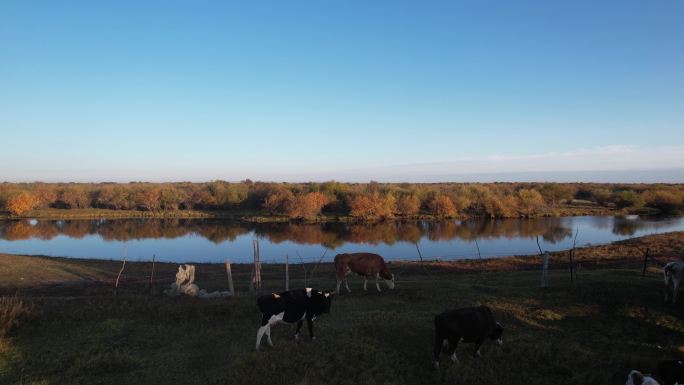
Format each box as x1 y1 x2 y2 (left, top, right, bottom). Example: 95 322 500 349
2 145 683 183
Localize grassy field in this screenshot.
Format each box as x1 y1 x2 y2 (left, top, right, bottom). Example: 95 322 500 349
1 234 683 385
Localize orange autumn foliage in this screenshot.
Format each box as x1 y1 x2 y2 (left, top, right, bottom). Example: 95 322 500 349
6 193 39 216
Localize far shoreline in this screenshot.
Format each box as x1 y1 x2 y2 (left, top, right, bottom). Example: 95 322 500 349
0 205 655 222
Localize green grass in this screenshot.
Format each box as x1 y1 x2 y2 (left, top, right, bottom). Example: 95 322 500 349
0 258 682 385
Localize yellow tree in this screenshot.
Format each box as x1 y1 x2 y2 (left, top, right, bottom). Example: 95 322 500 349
6 192 39 215
428 195 457 218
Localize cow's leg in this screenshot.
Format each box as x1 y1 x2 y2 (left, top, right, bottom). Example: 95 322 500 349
266 325 273 346
295 320 303 339
336 279 342 294
256 314 270 350
306 315 315 339
665 274 671 302
344 279 351 293
375 273 382 292
473 339 483 357
433 330 444 369
256 325 268 350
447 336 460 364
674 279 680 304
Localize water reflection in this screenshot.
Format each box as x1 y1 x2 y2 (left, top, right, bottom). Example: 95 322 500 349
0 216 679 246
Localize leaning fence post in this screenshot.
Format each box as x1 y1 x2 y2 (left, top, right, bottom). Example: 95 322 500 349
226 257 235 295
115 257 127 295
285 254 289 291
540 251 549 288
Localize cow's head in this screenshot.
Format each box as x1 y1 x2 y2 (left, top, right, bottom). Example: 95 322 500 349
380 270 395 289
491 322 504 345
314 290 335 314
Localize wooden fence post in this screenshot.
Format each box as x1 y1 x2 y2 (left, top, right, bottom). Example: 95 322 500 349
149 254 156 294
226 257 235 295
285 254 289 291
569 249 574 284
540 251 549 288
253 240 261 290
115 258 127 295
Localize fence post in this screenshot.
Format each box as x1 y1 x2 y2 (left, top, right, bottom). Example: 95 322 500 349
226 257 235 295
285 254 290 291
115 258 127 295
540 251 549 288
569 249 574 284
642 248 650 277
253 240 261 290
149 254 156 294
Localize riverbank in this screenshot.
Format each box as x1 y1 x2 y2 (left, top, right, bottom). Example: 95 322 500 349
1 234 683 384
0 204 626 222
1 231 682 293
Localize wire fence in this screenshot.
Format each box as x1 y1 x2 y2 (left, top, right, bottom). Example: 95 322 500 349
100 240 682 298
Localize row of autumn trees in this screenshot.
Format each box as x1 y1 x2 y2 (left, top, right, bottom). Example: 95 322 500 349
0 181 683 219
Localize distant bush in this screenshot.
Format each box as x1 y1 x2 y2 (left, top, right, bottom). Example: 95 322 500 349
539 183 573 205
5 192 39 215
288 192 327 220
428 195 457 218
58 186 91 209
349 192 394 219
643 189 683 213
263 188 295 215
517 189 545 217
2 181 681 220
395 194 420 216
613 190 645 209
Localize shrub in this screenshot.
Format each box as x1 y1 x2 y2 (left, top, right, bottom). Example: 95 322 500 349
288 192 327 220
395 194 420 216
517 189 545 217
539 183 573 205
133 187 162 211
613 190 645 209
5 192 39 215
643 189 683 213
428 195 457 218
349 192 394 219
263 189 295 215
0 295 34 336
58 186 91 209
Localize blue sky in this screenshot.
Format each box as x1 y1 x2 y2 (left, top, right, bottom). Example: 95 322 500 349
1 0 683 182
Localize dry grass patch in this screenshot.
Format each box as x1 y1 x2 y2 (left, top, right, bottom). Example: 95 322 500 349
0 295 34 337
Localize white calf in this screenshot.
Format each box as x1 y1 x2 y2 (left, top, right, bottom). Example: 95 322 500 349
664 261 684 304
625 370 660 385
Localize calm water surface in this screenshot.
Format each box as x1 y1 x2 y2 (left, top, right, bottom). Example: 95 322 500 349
0 216 682 263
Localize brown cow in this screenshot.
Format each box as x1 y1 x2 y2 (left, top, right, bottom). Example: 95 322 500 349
334 252 395 293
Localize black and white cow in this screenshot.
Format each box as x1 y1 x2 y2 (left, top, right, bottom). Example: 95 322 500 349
433 305 504 369
256 288 334 350
658 360 684 385
664 261 684 304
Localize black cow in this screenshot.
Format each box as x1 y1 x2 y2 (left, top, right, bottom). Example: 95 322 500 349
658 360 684 385
256 288 334 350
433 305 504 369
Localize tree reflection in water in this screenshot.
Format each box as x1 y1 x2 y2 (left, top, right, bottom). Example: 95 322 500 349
0 217 577 245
